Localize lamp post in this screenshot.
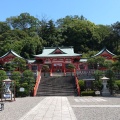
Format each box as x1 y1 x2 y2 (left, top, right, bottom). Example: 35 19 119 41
101 76 110 96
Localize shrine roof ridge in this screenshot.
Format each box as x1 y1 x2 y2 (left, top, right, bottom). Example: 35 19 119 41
0 49 23 59
43 46 73 49
91 47 116 57
34 46 82 57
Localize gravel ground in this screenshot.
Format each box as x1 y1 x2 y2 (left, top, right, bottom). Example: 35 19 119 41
0 97 44 120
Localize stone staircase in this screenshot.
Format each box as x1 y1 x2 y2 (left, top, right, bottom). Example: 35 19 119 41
36 76 77 96
52 72 64 76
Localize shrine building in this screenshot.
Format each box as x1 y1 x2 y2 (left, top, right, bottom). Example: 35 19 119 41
0 46 116 74
91 47 116 60
28 46 82 75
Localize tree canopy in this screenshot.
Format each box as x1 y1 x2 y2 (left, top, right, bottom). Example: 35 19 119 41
0 13 120 59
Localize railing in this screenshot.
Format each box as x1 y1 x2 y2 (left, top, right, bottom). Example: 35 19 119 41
77 70 120 79
74 69 80 96
33 70 41 96
75 75 80 96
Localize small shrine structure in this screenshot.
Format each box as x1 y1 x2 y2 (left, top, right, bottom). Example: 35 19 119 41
0 50 23 66
92 47 116 60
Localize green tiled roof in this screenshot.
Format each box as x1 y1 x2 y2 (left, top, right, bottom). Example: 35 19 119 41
34 47 82 58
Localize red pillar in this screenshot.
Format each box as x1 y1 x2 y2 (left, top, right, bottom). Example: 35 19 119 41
85 63 88 70
38 64 41 71
50 63 53 76
28 64 32 70
63 63 66 76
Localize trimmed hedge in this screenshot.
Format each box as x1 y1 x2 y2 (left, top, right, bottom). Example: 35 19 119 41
81 90 95 96
115 80 120 90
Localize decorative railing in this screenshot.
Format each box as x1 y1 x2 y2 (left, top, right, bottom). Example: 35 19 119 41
77 70 120 76
33 70 41 96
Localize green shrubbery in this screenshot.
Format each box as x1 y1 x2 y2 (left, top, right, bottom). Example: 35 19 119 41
115 80 120 90
81 90 95 96
0 70 35 97
78 80 85 91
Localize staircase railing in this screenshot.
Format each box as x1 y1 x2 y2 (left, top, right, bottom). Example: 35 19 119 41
74 69 80 96
33 70 41 96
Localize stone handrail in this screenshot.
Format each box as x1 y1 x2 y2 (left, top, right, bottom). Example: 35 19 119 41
33 71 41 96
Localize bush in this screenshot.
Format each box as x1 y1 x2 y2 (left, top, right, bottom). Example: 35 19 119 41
78 80 85 91
81 90 95 96
115 80 120 90
93 80 103 90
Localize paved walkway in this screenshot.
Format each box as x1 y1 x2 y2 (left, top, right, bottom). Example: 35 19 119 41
19 97 77 120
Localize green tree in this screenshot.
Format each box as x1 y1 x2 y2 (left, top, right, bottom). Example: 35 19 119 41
0 70 7 81
87 56 105 69
11 71 21 83
0 22 10 34
112 21 120 50
21 36 43 58
0 29 28 56
112 55 120 71
112 61 120 71
0 70 7 96
95 25 112 49
38 19 64 47
105 69 115 94
4 63 15 72
103 60 113 69
11 71 21 97
6 12 40 31
78 80 85 91
22 70 35 96
87 57 96 69
12 57 27 72
93 70 103 90
57 15 98 52
42 65 50 76
66 63 75 76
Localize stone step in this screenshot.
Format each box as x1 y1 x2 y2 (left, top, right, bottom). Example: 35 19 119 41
37 92 76 96
36 76 76 96
52 72 65 76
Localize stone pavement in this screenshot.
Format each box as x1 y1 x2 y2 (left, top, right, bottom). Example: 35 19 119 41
1 96 120 120
19 97 77 120
68 96 120 120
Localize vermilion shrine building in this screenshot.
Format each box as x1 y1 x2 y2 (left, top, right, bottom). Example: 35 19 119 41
0 47 116 75
79 47 116 70
29 47 82 75
92 47 116 60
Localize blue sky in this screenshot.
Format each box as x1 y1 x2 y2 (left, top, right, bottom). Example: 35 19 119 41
0 0 120 25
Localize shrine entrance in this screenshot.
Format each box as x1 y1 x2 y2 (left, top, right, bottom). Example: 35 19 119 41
53 63 63 72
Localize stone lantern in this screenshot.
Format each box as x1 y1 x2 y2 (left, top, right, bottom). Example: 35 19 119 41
1 78 15 101
101 76 110 96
